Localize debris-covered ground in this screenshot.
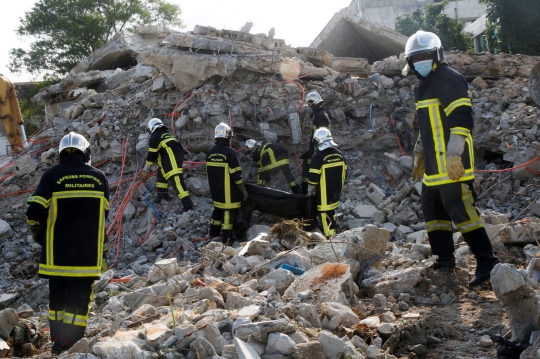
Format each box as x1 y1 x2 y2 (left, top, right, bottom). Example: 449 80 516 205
1 25 540 358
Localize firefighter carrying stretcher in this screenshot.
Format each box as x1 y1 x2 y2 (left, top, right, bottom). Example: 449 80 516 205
244 139 303 195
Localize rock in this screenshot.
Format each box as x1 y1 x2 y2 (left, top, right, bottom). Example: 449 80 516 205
491 263 540 341
353 204 378 218
123 282 177 310
233 319 291 342
366 344 380 359
265 332 295 355
317 331 345 359
359 316 380 329
260 268 294 293
362 267 424 298
292 341 326 359
199 287 225 308
366 184 385 204
321 302 360 327
14 155 37 176
0 338 8 357
94 338 147 359
190 337 217 359
477 335 493 348
135 138 149 154
186 176 211 196
146 324 173 347
234 337 261 359
246 225 270 241
0 293 17 308
283 263 351 302
15 303 34 319
471 76 489 89
223 255 249 274
147 258 178 283
0 308 18 340
373 294 387 308
410 344 427 356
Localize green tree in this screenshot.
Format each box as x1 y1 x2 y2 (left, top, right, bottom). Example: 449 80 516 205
9 0 183 77
19 79 60 135
479 0 540 55
395 1 472 51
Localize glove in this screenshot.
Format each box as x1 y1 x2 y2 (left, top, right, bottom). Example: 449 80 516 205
446 133 466 180
236 183 248 201
446 156 465 180
30 225 45 245
412 154 425 181
141 171 149 181
307 184 317 196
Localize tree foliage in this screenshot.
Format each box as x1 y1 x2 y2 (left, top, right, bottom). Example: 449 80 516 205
479 0 540 55
19 79 60 134
395 1 472 51
9 0 183 77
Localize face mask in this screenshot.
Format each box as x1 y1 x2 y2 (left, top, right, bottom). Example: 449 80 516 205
414 59 434 77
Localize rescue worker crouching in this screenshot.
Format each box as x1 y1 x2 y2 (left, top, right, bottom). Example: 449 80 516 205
307 127 347 237
25 132 110 355
206 123 248 243
301 91 331 194
141 118 193 211
406 30 499 287
245 139 303 195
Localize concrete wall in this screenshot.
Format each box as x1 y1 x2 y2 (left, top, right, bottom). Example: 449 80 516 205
347 0 487 29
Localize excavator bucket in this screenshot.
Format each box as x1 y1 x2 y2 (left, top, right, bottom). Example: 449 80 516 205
0 74 24 152
529 62 540 107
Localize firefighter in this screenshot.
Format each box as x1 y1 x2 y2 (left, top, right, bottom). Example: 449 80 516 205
26 132 109 355
406 30 499 287
206 123 248 243
307 127 347 237
301 91 331 194
141 118 193 211
245 139 302 194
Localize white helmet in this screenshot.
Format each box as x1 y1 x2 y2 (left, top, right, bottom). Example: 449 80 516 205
147 118 164 133
59 132 91 163
245 139 262 152
404 30 444 68
215 123 232 139
305 91 323 107
313 127 337 150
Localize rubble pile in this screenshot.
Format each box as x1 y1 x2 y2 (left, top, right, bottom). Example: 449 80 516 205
1 24 540 358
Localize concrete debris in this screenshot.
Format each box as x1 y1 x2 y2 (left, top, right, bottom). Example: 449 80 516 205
0 19 540 359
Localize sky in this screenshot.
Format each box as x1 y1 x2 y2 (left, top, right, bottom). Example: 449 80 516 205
2 0 353 83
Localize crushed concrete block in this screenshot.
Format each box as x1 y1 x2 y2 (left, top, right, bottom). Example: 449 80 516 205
359 316 380 329
14 155 37 176
260 268 294 293
471 76 489 89
265 332 295 355
186 176 211 196
233 319 292 342
0 308 18 340
284 263 350 303
366 183 385 204
406 230 428 244
321 302 360 327
190 337 217 359
234 337 261 359
147 258 178 283
0 337 9 357
199 287 225 308
0 220 13 240
317 331 345 359
293 341 326 359
353 204 378 218
146 324 173 347
491 263 540 341
362 267 425 298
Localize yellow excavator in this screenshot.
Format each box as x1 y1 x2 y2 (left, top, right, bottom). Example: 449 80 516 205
0 74 25 153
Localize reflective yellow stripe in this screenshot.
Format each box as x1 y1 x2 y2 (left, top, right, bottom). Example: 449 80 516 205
422 170 475 186
173 176 189 198
52 191 107 200
456 218 484 233
146 161 154 166
156 182 168 188
321 213 336 237
234 179 243 184
444 98 471 117
450 127 470 136
38 264 102 277
229 166 241 174
308 181 318 185
416 99 441 109
166 147 181 172
318 202 339 211
27 219 40 226
28 195 50 208
148 148 158 153
158 137 176 150
309 168 322 175
210 218 222 225
213 201 241 209
64 312 89 327
428 102 446 174
223 211 232 230
49 310 64 321
425 220 453 232
288 181 298 187
258 159 289 172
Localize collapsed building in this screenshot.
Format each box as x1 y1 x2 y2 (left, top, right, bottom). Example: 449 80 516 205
1 23 540 359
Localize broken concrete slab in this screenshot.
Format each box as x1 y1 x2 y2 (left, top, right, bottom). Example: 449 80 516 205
283 263 350 302
362 267 425 298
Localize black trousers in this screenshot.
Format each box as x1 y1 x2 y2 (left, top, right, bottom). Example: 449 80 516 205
421 182 492 259
155 171 193 209
257 165 302 194
209 208 236 243
49 278 94 350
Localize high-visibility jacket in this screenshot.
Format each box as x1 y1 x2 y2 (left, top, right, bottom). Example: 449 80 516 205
206 141 243 209
308 147 347 211
26 155 109 280
415 63 475 187
252 143 290 173
145 127 185 180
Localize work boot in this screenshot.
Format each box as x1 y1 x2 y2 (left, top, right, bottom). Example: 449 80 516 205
50 344 65 356
429 254 456 272
469 253 500 287
463 228 500 287
181 196 194 211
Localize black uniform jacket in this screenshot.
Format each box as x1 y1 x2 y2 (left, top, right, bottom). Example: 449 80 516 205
301 106 332 163
308 147 347 211
145 127 184 180
26 155 109 280
415 63 475 186
252 143 290 173
206 141 243 209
